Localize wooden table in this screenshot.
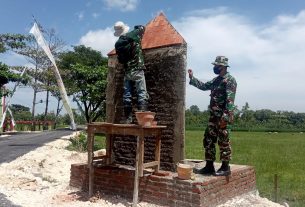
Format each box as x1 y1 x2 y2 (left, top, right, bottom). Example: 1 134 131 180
87 122 166 206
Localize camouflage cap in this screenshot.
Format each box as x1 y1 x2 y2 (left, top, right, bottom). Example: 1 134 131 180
211 56 230 67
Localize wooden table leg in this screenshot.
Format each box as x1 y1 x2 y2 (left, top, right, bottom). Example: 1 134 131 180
88 130 95 197
139 134 144 177
155 134 161 173
133 135 141 207
106 134 112 164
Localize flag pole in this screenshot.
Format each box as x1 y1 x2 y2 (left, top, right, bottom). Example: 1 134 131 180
29 18 77 130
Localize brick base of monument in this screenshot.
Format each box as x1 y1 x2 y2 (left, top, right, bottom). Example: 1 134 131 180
70 163 256 207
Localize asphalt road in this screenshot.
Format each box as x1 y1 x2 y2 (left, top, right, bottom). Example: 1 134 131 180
0 129 74 164
0 129 74 207
0 193 22 207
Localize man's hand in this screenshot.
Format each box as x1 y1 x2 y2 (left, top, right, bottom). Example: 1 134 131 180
188 69 193 79
220 113 234 128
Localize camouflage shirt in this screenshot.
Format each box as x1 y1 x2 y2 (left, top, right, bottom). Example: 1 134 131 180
124 27 145 74
190 72 237 122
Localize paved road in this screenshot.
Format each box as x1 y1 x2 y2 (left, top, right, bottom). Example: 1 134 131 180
0 129 74 163
0 129 74 206
0 192 22 207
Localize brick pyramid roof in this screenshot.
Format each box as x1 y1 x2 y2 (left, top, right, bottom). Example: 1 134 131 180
108 12 185 56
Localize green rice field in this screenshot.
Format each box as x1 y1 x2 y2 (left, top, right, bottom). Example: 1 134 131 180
185 130 305 207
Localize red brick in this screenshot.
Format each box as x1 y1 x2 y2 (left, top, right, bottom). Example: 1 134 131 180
192 187 201 194
153 182 168 188
176 201 192 207
70 163 257 207
152 191 167 198
148 175 161 182
175 179 192 186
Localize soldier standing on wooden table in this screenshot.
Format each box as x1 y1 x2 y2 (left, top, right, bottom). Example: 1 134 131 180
114 21 149 124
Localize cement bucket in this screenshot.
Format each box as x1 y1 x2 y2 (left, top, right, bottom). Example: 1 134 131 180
176 163 193 180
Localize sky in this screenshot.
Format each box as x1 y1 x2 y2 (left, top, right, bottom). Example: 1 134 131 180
1 0 305 114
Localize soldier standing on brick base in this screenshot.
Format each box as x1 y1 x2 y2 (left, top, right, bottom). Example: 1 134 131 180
114 21 149 124
188 56 237 176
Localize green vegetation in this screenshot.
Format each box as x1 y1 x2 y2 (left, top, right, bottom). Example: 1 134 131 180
58 45 108 123
66 128 305 206
186 130 305 207
3 104 86 131
186 103 305 132
0 34 29 96
2 31 109 128
42 175 57 183
66 132 106 152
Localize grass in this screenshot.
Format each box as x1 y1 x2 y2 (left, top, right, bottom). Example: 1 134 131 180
94 134 107 149
66 132 106 152
42 175 57 183
67 130 304 206
185 130 305 207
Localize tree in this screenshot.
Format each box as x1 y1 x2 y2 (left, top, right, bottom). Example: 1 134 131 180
58 45 108 123
11 104 30 113
17 25 65 129
185 105 209 128
241 102 253 121
10 104 32 121
0 34 28 96
189 105 200 115
242 102 250 112
0 34 27 53
253 109 274 122
16 34 47 129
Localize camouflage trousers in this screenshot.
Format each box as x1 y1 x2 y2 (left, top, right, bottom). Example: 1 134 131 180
203 115 232 161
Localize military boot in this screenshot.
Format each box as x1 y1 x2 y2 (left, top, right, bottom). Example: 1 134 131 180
124 106 133 124
193 160 215 175
215 161 231 176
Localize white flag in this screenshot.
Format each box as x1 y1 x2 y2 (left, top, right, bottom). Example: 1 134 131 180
30 22 76 130
0 67 27 128
0 107 16 130
0 110 7 129
7 107 16 127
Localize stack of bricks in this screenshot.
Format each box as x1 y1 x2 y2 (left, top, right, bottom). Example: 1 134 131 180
70 163 256 207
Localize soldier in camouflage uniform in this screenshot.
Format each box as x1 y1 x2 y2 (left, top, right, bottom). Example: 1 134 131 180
188 56 237 176
114 22 149 123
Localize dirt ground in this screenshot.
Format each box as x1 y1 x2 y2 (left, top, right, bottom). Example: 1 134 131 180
0 132 286 207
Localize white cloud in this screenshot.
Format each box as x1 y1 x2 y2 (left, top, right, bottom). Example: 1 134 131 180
77 12 84 21
103 0 139 12
79 27 117 56
173 8 305 112
92 13 100 19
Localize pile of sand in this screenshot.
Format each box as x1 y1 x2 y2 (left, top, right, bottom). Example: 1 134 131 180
0 132 285 207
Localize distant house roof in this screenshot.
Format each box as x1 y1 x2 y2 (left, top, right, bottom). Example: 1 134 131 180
108 12 185 56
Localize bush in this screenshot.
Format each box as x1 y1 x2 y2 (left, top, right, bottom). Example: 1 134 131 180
67 132 88 152
66 131 106 152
